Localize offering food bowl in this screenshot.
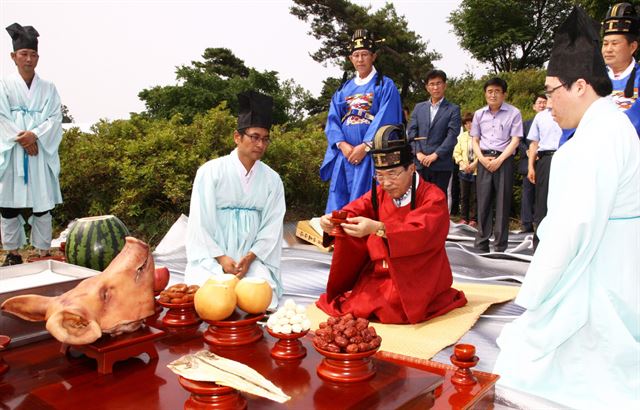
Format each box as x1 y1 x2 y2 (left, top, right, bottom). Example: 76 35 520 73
266 328 309 360
178 376 247 410
157 299 202 327
312 342 380 383
203 309 265 347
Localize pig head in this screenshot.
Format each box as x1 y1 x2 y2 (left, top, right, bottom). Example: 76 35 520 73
1 237 156 345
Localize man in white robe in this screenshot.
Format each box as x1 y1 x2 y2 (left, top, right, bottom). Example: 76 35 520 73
494 8 640 409
185 91 285 307
0 23 63 265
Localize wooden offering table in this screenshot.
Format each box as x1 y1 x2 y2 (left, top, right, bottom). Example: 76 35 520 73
0 324 498 409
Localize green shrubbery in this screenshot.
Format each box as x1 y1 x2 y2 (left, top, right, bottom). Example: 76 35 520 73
58 69 548 243
58 104 328 245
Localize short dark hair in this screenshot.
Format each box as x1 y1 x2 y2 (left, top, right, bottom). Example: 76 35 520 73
534 94 547 104
558 75 613 97
462 112 474 123
425 69 447 83
483 77 508 93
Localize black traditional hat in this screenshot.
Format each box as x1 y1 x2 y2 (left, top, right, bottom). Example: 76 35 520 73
370 124 416 212
547 7 607 81
602 2 639 37
6 23 39 52
237 90 273 130
371 125 413 170
349 29 379 54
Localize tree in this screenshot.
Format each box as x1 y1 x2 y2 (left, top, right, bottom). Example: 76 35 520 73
138 48 311 125
290 0 440 103
61 104 74 123
449 0 575 72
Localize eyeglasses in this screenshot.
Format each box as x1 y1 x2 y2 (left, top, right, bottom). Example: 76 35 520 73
544 83 566 98
374 169 405 182
243 133 271 145
486 89 503 96
427 81 444 88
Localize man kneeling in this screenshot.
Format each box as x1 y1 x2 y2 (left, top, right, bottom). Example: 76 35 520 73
317 125 467 324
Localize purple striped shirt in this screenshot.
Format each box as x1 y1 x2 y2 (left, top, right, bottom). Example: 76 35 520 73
471 102 523 152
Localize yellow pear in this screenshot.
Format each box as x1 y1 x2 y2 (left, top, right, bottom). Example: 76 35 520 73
194 283 236 321
205 273 239 290
235 278 272 314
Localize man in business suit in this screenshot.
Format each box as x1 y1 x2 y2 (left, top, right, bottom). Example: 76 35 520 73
408 69 461 197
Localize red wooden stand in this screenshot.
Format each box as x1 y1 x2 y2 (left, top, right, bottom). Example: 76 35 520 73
203 310 264 347
314 344 379 383
62 326 165 374
450 343 479 386
158 300 202 327
266 328 308 360
179 377 247 410
0 334 10 376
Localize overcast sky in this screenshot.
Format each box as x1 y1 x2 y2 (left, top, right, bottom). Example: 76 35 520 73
0 0 487 124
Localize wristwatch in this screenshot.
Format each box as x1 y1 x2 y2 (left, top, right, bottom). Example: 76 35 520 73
364 142 372 152
375 223 386 237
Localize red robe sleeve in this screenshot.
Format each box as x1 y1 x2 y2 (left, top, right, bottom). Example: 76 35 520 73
323 191 376 300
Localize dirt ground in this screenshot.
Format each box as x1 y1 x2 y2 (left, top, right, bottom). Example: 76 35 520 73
1 247 65 265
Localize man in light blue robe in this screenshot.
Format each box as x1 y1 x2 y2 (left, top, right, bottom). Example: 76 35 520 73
494 8 640 409
0 23 63 266
320 29 402 213
185 91 285 308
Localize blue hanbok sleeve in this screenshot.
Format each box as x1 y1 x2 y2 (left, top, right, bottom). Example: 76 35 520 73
31 83 62 156
325 90 347 148
0 81 19 151
250 172 285 272
362 77 402 143
186 165 225 271
624 101 640 137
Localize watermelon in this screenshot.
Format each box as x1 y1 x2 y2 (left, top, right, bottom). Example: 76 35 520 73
65 215 130 271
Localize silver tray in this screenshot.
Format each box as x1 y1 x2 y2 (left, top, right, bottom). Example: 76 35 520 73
0 260 99 348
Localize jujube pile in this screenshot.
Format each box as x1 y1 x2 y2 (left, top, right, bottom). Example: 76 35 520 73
313 313 382 353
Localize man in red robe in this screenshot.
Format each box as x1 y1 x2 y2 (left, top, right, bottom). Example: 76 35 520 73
317 124 467 324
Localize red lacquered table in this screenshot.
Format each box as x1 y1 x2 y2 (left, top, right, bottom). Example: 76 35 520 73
0 324 497 409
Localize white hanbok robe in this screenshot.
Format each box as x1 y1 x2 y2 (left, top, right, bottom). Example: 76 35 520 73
494 98 640 409
185 149 285 306
0 72 63 212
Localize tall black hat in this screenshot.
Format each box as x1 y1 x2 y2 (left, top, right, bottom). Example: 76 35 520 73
6 23 39 52
237 90 273 130
370 124 416 213
547 7 607 81
371 125 413 170
349 29 380 54
602 2 640 37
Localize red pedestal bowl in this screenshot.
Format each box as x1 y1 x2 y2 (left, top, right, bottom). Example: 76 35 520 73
266 328 308 360
157 299 202 327
203 309 265 347
312 343 379 383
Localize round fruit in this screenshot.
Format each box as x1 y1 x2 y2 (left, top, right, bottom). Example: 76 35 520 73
65 215 129 271
235 278 272 314
205 273 239 290
194 283 236 321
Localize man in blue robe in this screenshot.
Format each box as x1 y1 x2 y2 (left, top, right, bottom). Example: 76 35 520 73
320 29 402 213
602 2 640 136
0 23 63 266
185 91 285 307
494 8 640 408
